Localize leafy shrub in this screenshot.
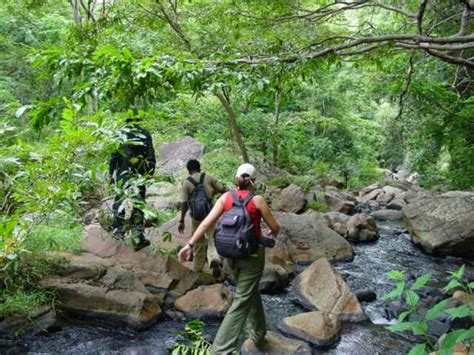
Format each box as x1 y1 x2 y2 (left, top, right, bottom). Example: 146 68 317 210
384 265 474 355
168 319 212 354
266 176 291 188
307 200 330 213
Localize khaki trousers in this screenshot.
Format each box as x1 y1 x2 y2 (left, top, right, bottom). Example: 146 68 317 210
211 247 266 354
191 219 221 273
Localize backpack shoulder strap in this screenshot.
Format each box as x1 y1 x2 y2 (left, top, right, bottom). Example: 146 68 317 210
187 176 198 187
230 190 242 206
199 172 206 184
242 192 255 206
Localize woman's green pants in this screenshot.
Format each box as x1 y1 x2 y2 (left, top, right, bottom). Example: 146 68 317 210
211 246 266 354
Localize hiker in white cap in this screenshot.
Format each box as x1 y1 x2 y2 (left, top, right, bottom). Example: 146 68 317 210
178 163 280 353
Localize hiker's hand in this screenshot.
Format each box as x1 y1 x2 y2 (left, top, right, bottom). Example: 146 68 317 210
268 229 278 239
178 220 185 234
178 244 192 262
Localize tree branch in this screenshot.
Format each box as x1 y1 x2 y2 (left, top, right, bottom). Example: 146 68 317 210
395 54 414 120
417 0 429 35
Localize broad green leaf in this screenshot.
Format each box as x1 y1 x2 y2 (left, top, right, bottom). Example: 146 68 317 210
410 273 432 290
406 290 420 307
408 343 427 355
384 281 406 300
397 310 411 322
425 299 449 320
452 264 465 279
387 321 427 335
439 327 474 351
445 305 474 319
386 270 405 281
468 281 474 290
443 279 462 292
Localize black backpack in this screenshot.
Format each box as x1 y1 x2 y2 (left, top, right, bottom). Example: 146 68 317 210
122 126 150 174
187 173 211 221
214 190 258 259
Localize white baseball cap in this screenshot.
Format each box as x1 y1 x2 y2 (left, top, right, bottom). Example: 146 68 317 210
235 163 256 178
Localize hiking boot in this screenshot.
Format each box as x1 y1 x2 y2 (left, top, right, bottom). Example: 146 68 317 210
133 238 150 252
210 260 222 279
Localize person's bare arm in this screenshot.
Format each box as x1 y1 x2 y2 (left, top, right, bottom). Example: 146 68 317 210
253 195 280 238
178 202 188 234
178 194 226 262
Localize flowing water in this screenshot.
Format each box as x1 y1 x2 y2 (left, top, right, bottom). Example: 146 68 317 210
6 220 473 354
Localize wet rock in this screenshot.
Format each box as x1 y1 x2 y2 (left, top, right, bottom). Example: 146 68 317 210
42 275 162 329
278 311 341 348
376 192 394 204
272 184 307 213
174 284 232 318
403 191 474 257
0 306 57 336
292 258 367 322
322 212 350 237
157 136 204 176
274 212 353 264
361 183 382 195
241 330 312 354
453 291 474 309
370 210 403 221
324 191 355 215
427 319 451 338
355 289 377 303
359 188 383 203
387 197 407 210
259 263 290 294
346 214 379 243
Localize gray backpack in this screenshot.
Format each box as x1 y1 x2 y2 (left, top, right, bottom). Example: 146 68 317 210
215 190 258 259
187 173 211 221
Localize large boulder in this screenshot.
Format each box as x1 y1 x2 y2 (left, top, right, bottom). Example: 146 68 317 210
84 224 200 297
157 136 204 176
324 191 355 215
346 214 379 243
273 212 353 264
272 184 307 213
293 258 367 322
278 311 341 348
241 330 312 354
42 266 162 329
402 191 474 257
174 284 232 318
146 181 179 211
359 188 383 203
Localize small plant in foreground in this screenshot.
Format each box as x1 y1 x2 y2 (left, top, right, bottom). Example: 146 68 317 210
168 319 212 355
384 265 474 355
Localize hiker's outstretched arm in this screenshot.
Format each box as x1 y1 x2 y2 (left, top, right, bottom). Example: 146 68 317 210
254 195 280 238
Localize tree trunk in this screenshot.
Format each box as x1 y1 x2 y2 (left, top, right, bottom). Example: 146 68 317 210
70 0 82 24
214 90 249 163
272 89 282 166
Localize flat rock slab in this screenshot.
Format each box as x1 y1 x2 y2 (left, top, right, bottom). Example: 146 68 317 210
174 284 232 318
278 311 341 348
293 258 367 322
42 277 162 329
241 330 312 354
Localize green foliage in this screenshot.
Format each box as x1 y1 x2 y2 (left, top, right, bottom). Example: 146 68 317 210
307 200 331 213
168 319 212 355
0 287 54 318
385 265 474 354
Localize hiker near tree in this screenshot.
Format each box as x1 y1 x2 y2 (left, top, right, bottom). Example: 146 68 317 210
108 116 156 251
178 163 280 353
178 159 227 276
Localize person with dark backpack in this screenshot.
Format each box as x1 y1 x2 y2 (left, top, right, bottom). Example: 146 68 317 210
178 163 280 353
178 159 227 276
108 116 155 251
